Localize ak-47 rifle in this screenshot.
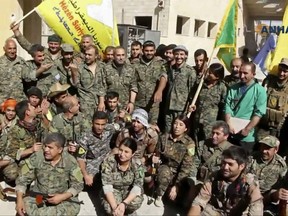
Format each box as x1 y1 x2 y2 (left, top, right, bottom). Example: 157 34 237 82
28 191 84 207
146 133 168 205
36 128 43 143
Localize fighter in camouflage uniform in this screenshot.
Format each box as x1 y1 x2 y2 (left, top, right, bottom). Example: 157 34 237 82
0 38 26 102
133 40 165 125
101 138 144 215
154 115 197 207
2 101 46 186
188 146 263 216
259 58 288 156
115 109 158 162
77 111 115 187
15 133 83 216
49 95 90 142
246 135 287 208
195 121 233 183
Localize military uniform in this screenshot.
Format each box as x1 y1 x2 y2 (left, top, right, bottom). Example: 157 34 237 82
196 139 233 182
49 112 90 142
156 133 196 196
192 171 263 215
1 120 45 182
223 75 240 88
0 55 26 101
77 127 114 176
134 57 165 124
72 61 105 119
0 114 19 182
259 75 288 138
15 150 83 216
14 34 61 63
101 154 144 215
51 59 78 96
115 127 158 160
193 81 227 141
246 152 287 195
21 60 61 95
165 62 197 132
100 61 138 105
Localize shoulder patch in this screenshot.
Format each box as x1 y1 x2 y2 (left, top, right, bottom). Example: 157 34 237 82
72 167 83 182
187 144 195 156
77 146 87 156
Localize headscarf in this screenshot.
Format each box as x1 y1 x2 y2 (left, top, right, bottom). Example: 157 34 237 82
1 98 17 112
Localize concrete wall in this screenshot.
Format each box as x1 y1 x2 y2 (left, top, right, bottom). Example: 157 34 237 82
113 0 245 65
0 0 42 59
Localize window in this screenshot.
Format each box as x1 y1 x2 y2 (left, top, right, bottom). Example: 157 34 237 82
135 16 152 30
194 19 206 37
176 16 190 35
207 22 217 38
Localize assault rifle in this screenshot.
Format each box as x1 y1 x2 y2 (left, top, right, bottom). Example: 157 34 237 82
28 191 84 207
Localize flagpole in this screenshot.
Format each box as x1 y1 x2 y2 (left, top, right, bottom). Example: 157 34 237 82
111 0 115 46
11 8 37 28
187 48 216 118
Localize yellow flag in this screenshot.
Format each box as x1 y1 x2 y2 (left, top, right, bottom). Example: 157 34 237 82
268 2 288 74
36 0 119 54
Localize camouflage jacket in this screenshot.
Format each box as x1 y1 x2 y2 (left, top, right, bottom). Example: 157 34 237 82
4 120 45 162
72 61 105 108
15 150 83 200
223 75 240 88
166 62 197 111
14 33 61 63
0 55 26 101
192 171 263 215
194 81 227 124
21 60 60 95
134 57 165 107
101 154 145 195
246 152 287 194
196 139 233 173
116 127 158 159
160 133 197 184
49 112 90 142
0 114 18 157
100 61 138 104
77 127 115 176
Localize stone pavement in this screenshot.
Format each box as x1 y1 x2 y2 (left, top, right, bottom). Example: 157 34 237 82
0 182 185 216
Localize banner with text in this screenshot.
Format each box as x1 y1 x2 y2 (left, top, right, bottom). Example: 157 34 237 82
36 0 119 53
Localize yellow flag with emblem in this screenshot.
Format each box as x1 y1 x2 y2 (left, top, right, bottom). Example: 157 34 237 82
35 0 119 54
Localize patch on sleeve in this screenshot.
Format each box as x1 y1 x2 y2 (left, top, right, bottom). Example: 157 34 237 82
138 166 145 178
21 164 30 175
77 146 87 156
72 167 83 182
187 146 195 156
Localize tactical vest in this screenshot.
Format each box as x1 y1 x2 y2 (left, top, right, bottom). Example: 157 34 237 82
266 85 288 128
210 173 249 214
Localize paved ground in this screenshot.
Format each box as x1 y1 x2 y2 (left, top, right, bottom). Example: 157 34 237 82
0 182 185 216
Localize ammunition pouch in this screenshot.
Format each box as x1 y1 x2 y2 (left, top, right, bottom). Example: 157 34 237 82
266 88 288 129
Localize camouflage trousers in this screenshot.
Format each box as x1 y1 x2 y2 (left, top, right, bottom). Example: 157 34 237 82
80 102 97 121
165 110 183 133
101 189 143 215
24 196 80 216
0 162 18 183
156 164 175 196
138 102 160 125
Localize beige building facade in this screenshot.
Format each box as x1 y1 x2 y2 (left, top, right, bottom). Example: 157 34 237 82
0 0 285 63
114 0 246 64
